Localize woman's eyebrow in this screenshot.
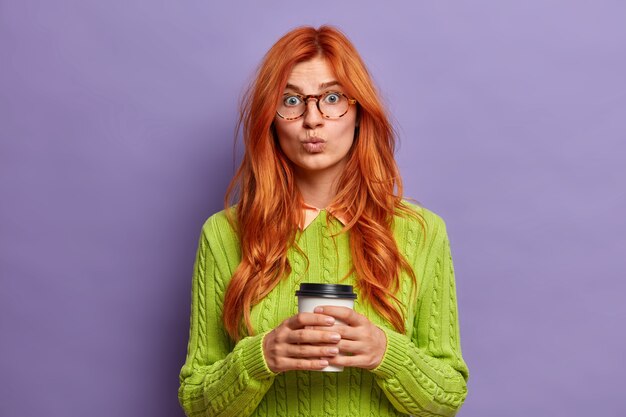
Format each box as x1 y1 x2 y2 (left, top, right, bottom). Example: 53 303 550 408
284 83 304 94
284 81 342 94
319 81 341 90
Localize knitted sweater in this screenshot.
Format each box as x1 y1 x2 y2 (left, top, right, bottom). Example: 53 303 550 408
178 202 469 417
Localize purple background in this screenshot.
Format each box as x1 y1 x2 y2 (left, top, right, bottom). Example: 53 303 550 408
1 1 625 416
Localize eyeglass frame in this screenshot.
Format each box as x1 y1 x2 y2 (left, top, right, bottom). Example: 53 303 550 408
275 91 357 121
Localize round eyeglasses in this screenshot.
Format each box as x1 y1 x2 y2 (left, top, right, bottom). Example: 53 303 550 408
276 91 357 120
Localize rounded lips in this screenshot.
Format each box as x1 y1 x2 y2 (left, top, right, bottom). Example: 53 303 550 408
302 137 325 144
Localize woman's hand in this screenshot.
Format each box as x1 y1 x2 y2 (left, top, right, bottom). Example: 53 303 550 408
262 312 342 373
309 306 387 370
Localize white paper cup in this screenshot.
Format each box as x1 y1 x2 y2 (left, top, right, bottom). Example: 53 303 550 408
296 283 357 372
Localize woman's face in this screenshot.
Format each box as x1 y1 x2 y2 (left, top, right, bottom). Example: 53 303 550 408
274 56 357 180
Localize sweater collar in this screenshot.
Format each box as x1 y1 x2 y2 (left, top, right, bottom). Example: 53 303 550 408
299 201 347 230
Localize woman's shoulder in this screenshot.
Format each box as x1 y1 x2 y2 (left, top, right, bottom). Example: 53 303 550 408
395 199 450 245
198 205 239 246
397 199 447 229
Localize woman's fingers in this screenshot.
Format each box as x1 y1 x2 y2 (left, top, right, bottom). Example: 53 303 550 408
264 312 345 373
304 324 359 340
283 343 340 358
286 328 341 344
264 310 387 373
301 309 388 370
285 312 336 330
327 349 382 370
335 339 362 354
314 306 365 326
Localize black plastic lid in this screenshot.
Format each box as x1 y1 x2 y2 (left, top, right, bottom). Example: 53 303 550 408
295 283 357 299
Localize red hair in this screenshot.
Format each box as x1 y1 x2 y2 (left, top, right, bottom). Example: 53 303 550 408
223 25 424 340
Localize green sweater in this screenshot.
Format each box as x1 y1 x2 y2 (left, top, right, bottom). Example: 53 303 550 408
178 202 469 417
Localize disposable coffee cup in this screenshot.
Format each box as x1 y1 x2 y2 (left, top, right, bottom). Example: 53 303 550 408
295 283 357 372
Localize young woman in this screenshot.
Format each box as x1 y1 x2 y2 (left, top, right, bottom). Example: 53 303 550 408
178 26 469 417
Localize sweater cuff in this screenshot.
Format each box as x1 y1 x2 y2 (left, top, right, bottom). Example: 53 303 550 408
370 326 409 379
239 331 278 380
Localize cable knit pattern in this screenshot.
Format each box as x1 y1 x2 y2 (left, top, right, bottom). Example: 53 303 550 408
178 202 469 417
296 370 310 416
195 234 208 364
274 373 288 416
291 246 305 283
323 373 338 415
320 218 334 284
402 218 418 322
428 258 442 356
447 250 460 368
348 366 361 416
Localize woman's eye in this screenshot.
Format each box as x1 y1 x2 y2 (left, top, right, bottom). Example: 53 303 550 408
283 96 302 106
324 93 341 104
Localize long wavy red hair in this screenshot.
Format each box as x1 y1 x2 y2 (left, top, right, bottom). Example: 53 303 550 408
223 25 424 340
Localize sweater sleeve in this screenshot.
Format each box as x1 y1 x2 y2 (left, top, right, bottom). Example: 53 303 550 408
370 213 469 416
178 217 277 417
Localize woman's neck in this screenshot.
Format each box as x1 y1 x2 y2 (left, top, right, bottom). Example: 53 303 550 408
294 167 343 209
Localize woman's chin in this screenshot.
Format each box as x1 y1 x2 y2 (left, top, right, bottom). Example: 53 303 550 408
293 159 347 176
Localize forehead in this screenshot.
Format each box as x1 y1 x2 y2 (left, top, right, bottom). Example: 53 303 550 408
286 56 338 90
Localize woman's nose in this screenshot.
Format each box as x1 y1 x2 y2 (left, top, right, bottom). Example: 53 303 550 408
302 99 324 128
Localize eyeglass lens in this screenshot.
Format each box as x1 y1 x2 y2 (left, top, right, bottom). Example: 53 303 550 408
278 92 350 119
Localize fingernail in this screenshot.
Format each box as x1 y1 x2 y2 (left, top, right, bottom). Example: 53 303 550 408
325 317 335 325
328 348 339 354
314 307 323 313
320 360 329 366
330 333 341 341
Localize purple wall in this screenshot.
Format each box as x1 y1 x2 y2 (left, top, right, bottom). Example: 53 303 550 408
1 1 625 416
